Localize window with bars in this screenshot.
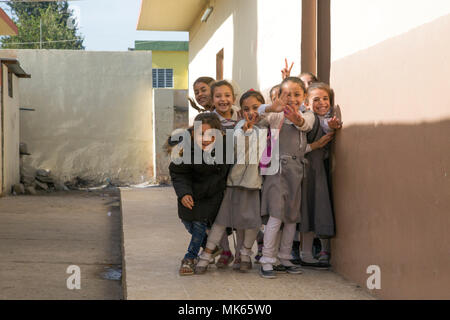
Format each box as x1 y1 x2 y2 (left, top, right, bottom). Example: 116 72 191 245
152 68 174 88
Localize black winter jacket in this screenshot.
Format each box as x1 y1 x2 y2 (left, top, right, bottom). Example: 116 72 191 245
169 135 230 225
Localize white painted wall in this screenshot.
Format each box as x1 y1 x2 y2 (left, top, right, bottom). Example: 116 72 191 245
188 0 302 122
8 49 154 185
2 67 21 194
256 0 302 92
331 0 450 62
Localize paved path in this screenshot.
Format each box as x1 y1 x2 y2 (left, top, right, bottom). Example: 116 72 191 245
0 191 122 300
120 187 375 300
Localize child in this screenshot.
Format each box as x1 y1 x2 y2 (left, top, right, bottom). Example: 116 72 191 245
195 90 267 274
299 72 319 90
289 72 319 261
169 112 230 276
270 84 281 103
254 84 283 270
209 80 244 267
299 82 342 268
189 77 215 112
258 77 315 278
211 80 241 131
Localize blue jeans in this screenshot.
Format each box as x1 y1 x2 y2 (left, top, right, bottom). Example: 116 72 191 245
181 220 208 260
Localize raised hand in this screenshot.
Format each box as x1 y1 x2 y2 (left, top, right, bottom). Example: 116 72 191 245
181 194 194 210
267 91 288 113
284 104 305 127
281 58 294 80
328 116 343 130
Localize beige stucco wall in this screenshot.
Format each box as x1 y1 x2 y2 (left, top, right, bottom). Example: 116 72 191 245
3 49 154 185
152 89 189 183
188 0 302 123
329 1 450 299
1 65 21 194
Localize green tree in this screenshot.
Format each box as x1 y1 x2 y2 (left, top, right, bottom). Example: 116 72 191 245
1 1 84 49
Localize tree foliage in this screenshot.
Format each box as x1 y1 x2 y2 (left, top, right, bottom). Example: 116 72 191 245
1 1 84 49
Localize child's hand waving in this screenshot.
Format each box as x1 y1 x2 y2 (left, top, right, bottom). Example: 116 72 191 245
181 195 194 210
284 105 305 127
267 91 288 113
328 116 343 130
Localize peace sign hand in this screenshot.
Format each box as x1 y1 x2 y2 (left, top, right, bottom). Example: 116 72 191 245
281 58 294 80
284 105 305 127
243 112 259 132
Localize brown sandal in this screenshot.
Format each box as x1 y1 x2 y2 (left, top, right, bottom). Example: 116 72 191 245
179 258 195 276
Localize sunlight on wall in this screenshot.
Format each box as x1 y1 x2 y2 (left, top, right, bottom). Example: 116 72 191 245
331 0 450 61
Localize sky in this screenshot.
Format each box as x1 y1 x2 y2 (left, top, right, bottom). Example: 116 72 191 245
1 0 189 51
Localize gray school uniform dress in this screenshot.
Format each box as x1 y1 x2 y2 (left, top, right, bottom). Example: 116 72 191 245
215 188 261 229
261 121 309 224
214 121 265 229
300 114 335 238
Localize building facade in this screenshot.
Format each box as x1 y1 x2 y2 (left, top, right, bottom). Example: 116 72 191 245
138 0 450 299
134 40 189 90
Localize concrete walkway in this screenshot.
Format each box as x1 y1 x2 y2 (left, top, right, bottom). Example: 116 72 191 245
120 187 375 300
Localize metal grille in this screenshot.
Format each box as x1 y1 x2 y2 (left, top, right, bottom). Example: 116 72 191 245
152 68 174 88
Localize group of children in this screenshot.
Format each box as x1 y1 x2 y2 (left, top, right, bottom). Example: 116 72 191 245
169 61 342 278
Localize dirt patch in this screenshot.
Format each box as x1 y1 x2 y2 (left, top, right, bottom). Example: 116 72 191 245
0 190 122 300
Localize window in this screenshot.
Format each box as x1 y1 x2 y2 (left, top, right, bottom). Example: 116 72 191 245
152 68 174 88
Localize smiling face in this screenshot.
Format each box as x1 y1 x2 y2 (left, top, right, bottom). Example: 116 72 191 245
212 85 235 118
241 96 262 122
281 81 305 111
194 123 216 150
306 88 331 116
194 82 212 108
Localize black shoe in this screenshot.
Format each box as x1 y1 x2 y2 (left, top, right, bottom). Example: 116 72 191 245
285 265 303 274
259 266 276 279
290 258 302 266
273 264 287 273
298 258 330 269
